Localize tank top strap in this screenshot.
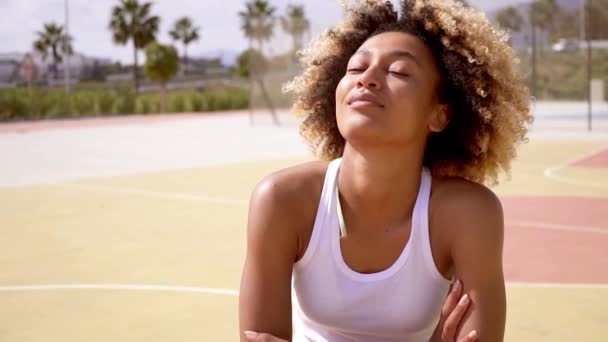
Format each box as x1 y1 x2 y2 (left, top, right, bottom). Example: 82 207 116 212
418 167 432 212
407 167 430 252
294 158 342 268
415 167 448 281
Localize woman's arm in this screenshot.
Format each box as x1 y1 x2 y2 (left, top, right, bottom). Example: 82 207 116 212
440 184 506 341
239 175 301 342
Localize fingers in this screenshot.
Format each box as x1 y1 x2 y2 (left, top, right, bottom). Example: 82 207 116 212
442 293 472 342
244 331 288 342
457 330 479 342
441 279 463 319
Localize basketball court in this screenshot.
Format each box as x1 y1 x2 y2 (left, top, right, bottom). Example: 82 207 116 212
0 103 607 341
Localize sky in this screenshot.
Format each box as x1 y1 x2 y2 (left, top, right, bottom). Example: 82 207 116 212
0 0 524 64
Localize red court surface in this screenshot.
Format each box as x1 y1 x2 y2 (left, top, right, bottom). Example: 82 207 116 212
501 195 608 284
0 111 246 134
571 148 608 168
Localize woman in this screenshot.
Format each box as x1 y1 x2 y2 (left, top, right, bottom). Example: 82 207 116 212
240 0 532 341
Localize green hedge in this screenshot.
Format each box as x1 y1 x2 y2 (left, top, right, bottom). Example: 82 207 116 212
0 87 250 122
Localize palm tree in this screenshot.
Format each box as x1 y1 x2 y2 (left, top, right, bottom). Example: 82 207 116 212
109 0 160 92
528 3 540 98
531 0 560 47
587 0 608 40
239 0 276 54
169 17 200 73
281 4 310 59
239 0 279 125
144 42 179 113
552 9 579 40
526 0 558 98
33 22 73 80
495 7 523 45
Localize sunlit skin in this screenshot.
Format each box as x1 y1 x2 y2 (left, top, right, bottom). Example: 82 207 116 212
336 32 449 151
242 1 530 335
239 31 503 342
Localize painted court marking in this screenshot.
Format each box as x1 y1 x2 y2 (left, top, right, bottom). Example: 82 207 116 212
47 183 607 235
3 146 604 298
506 282 608 289
544 145 608 189
52 182 249 205
0 284 239 296
510 220 607 235
46 182 608 235
1 282 606 295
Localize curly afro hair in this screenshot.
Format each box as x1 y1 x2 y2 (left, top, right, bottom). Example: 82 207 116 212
283 0 533 185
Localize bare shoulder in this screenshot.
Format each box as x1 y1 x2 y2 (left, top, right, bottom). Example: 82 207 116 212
251 160 329 211
248 160 330 259
430 176 504 237
432 176 502 213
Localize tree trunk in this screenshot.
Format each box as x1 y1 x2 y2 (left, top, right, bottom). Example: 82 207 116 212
52 46 59 80
531 23 538 98
247 41 254 126
258 42 280 126
539 25 547 58
292 34 298 63
160 82 167 113
133 41 139 93
256 76 279 125
184 45 188 74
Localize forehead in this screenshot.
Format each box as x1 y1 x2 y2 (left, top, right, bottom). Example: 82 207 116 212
356 31 435 62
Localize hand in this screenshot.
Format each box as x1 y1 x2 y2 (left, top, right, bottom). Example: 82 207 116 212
244 331 288 342
431 279 478 342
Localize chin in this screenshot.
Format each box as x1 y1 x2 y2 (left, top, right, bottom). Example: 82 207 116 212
338 115 384 145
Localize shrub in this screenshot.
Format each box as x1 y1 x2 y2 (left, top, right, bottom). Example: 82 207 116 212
0 85 249 121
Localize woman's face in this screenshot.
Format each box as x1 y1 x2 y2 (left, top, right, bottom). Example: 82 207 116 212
335 31 448 149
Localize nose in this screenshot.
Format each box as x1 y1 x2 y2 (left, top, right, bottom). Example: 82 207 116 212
356 66 381 90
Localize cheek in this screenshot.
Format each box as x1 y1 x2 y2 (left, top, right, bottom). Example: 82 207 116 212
335 76 351 105
387 81 437 133
391 79 435 110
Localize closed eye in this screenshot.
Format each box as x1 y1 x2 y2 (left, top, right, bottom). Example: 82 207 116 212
389 71 410 77
347 68 365 73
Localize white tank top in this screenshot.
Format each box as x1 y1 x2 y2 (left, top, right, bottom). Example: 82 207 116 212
292 158 451 342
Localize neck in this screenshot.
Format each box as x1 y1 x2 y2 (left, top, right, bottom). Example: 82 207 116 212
338 142 426 231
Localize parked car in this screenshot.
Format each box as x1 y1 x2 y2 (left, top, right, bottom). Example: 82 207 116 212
552 38 580 52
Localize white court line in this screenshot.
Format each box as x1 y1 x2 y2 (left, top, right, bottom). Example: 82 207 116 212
494 166 608 198
512 162 549 170
0 283 606 293
52 182 248 205
499 192 608 199
544 171 608 189
49 178 608 235
506 282 608 289
509 220 608 235
544 145 608 189
0 284 238 296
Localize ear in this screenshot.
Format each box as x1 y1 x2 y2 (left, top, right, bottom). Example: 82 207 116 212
429 104 450 133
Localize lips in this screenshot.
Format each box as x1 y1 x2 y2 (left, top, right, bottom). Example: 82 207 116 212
347 92 384 108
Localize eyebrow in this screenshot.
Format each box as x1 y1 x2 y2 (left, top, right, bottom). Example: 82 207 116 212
353 49 421 67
